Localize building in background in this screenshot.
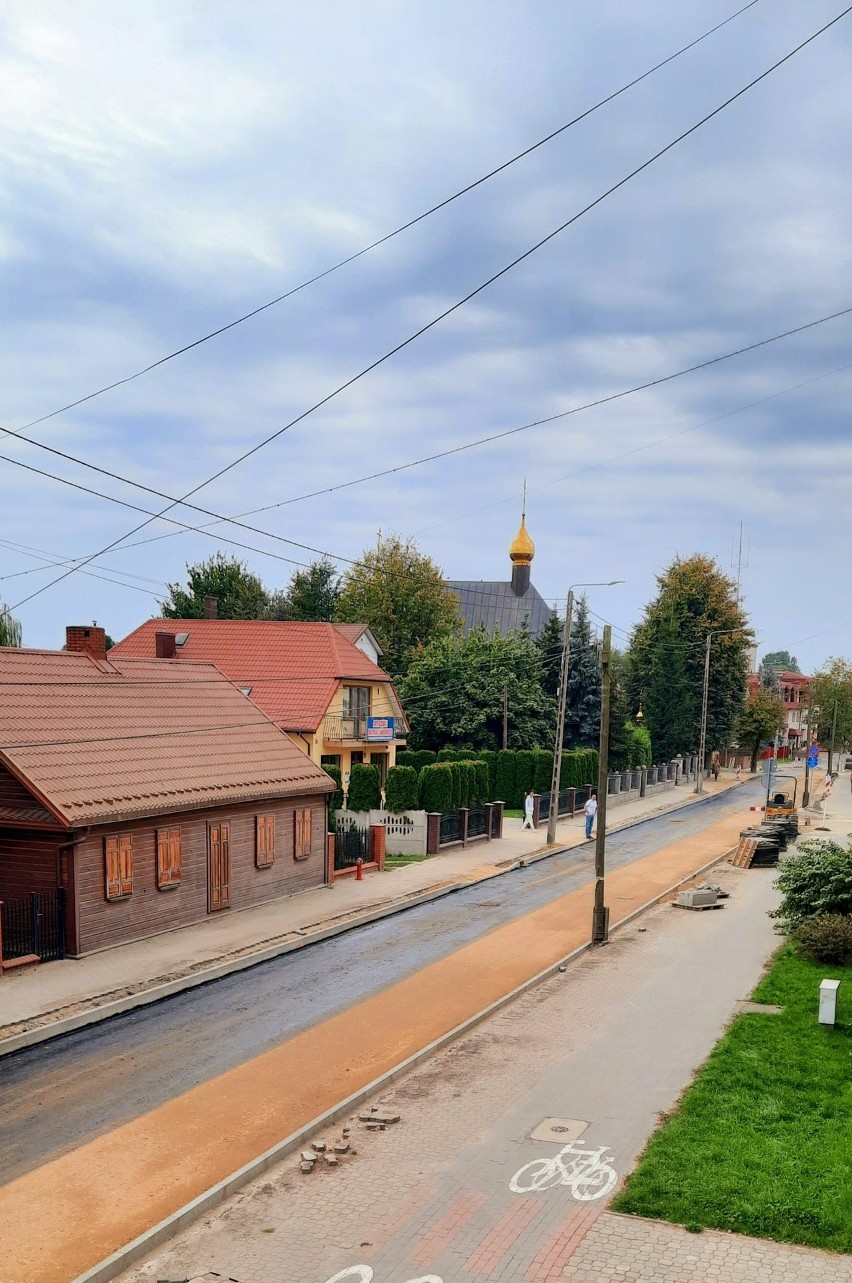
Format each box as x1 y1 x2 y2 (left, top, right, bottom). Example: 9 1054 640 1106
747 668 812 756
447 516 554 640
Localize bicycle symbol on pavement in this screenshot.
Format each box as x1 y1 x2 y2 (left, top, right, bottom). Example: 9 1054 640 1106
510 1143 618 1201
323 1268 443 1283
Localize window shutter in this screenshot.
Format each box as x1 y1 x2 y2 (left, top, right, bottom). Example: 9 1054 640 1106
220 822 230 907
158 828 181 888
169 829 181 885
105 836 121 900
119 835 133 896
295 808 312 860
256 814 275 868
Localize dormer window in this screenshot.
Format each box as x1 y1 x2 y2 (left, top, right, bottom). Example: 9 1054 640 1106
175 632 190 648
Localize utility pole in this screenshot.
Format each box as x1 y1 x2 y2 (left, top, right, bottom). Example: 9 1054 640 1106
695 632 712 796
765 730 779 810
828 697 838 776
502 683 508 751
803 686 815 807
546 591 575 845
592 625 612 944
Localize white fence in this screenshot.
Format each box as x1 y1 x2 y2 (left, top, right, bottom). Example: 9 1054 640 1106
336 809 428 856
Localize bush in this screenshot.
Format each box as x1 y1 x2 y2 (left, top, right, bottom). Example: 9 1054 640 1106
796 914 852 965
437 747 460 762
515 749 536 800
323 764 343 832
395 750 415 770
534 748 553 794
418 762 454 812
385 765 418 813
495 749 517 807
347 762 381 812
472 760 489 806
772 839 852 931
625 721 652 768
479 749 498 799
413 749 437 773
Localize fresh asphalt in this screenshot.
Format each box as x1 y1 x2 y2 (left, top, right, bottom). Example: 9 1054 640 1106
0 782 761 1186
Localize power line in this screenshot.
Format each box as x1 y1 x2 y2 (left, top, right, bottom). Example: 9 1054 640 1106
5 1 761 442
9 6 848 617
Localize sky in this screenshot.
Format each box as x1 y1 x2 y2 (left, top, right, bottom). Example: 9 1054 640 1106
0 0 850 673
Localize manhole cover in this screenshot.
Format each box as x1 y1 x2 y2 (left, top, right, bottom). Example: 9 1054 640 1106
529 1117 589 1144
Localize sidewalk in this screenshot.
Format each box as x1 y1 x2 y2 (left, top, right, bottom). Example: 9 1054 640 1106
111 835 848 1283
0 774 742 1045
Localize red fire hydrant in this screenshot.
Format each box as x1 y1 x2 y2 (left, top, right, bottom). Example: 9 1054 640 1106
356 858 364 881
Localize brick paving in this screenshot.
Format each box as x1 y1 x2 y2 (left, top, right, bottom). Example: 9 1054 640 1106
115 858 849 1283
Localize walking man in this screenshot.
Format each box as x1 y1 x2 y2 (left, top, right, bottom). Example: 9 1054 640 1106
522 789 535 830
584 791 597 840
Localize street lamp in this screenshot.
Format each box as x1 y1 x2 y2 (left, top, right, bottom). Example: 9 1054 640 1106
546 580 624 844
695 627 750 796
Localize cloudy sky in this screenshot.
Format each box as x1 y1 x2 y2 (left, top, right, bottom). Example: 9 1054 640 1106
0 0 850 671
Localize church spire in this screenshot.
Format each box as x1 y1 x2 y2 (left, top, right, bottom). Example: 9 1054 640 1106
509 485 534 594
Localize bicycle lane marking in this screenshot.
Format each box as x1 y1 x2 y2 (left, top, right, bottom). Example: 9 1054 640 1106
509 1143 618 1201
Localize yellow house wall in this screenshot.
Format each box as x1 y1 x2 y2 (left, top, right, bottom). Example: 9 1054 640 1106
285 682 403 777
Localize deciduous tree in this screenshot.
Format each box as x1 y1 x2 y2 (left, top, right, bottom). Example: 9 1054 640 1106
811 657 852 770
162 554 270 620
0 602 22 648
737 686 785 773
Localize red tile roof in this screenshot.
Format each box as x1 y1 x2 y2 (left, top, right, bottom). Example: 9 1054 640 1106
110 620 398 732
0 647 332 828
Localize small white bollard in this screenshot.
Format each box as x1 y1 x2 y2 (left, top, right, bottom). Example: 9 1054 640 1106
819 979 840 1027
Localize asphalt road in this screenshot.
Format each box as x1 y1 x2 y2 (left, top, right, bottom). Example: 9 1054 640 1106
0 783 760 1185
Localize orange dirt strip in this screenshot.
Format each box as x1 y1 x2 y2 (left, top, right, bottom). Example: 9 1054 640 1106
0 810 747 1283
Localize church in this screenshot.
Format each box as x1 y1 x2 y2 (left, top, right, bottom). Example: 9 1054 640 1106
447 516 555 640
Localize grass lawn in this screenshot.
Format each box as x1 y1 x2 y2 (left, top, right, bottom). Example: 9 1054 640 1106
613 945 852 1253
384 853 430 869
503 808 523 819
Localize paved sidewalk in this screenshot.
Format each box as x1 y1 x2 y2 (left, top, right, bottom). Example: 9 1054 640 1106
114 854 848 1283
0 774 741 1037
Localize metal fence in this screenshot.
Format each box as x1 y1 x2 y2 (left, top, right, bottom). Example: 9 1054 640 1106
467 808 487 839
334 821 371 870
1 890 66 962
440 810 462 845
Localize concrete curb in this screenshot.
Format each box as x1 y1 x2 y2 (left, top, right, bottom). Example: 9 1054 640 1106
72 842 734 1283
0 782 745 1058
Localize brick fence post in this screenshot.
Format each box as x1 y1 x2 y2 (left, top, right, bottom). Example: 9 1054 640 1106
567 788 576 817
492 800 505 839
426 812 441 855
532 793 541 828
459 807 470 848
325 834 335 884
483 802 494 840
639 769 647 798
370 824 386 871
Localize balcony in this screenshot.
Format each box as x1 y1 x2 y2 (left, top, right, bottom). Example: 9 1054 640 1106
322 714 368 743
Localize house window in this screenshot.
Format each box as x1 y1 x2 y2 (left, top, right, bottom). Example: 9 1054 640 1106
105 834 133 900
256 813 276 868
157 827 182 889
342 686 370 720
295 807 312 860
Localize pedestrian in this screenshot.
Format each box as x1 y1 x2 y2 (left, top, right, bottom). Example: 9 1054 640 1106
522 789 535 830
584 791 597 840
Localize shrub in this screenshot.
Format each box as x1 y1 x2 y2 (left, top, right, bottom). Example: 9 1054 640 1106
472 760 489 806
385 765 418 813
495 749 517 806
460 760 478 807
347 763 381 813
534 748 553 794
625 722 652 768
772 839 852 931
515 749 536 800
395 750 415 769
412 749 437 773
437 747 459 762
418 762 454 812
796 914 852 965
323 764 344 812
479 749 498 799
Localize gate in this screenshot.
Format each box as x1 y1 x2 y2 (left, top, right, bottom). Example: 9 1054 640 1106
1 890 66 962
335 821 370 870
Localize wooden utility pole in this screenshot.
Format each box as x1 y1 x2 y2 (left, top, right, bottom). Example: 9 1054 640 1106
547 590 575 845
592 625 612 944
502 684 508 750
803 685 815 807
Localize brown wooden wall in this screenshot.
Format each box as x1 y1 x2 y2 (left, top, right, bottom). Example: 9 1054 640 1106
0 832 59 900
0 762 50 814
72 795 326 956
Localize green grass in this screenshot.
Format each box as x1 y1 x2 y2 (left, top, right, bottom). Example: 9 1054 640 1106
384 852 431 869
503 808 523 818
613 945 852 1252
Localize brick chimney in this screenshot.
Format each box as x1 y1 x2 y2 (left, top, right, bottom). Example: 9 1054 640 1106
155 631 177 659
66 625 107 660
203 595 218 620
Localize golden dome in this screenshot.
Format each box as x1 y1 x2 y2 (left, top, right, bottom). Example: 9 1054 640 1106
509 517 535 566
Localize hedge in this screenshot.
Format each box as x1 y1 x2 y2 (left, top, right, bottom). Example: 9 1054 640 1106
385 765 419 813
398 749 437 773
418 762 455 813
534 749 553 794
479 749 498 800
495 749 517 807
348 762 381 812
515 749 536 802
473 761 489 806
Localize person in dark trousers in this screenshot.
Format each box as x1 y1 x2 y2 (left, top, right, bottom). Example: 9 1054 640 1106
584 791 598 840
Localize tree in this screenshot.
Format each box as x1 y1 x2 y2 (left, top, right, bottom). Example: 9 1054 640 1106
536 611 563 699
162 554 270 619
762 649 801 674
336 533 460 677
564 597 601 749
399 624 555 752
275 557 341 622
628 555 751 763
810 657 852 770
737 687 785 773
0 602 22 648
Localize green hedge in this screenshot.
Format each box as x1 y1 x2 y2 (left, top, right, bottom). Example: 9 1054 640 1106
515 749 536 801
473 761 489 806
348 762 381 812
480 749 498 799
534 749 553 794
385 765 419 813
398 749 437 773
495 749 516 806
418 762 454 812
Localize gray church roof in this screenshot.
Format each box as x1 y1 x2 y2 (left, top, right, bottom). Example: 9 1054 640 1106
447 580 555 640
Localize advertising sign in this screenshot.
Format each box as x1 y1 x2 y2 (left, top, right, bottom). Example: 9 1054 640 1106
366 716 395 742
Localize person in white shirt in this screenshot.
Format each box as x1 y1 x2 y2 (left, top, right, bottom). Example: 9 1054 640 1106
522 789 535 830
584 792 598 840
